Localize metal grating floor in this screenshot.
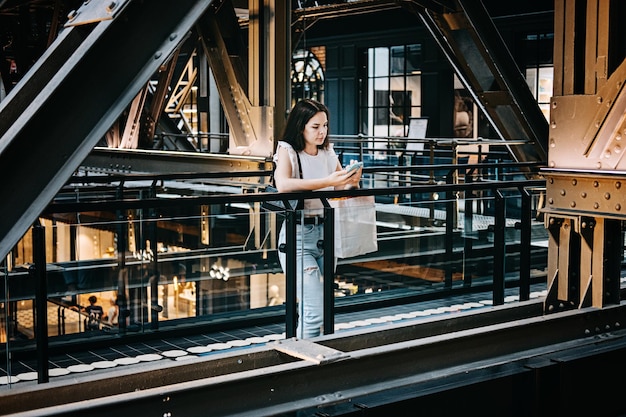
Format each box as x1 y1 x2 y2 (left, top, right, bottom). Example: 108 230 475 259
0 283 549 387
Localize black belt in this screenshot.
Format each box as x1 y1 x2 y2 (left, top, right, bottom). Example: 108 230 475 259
297 216 324 225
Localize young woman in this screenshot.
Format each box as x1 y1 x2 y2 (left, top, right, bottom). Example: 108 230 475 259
273 99 362 338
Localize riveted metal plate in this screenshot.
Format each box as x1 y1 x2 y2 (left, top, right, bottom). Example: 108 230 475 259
543 169 626 219
64 0 131 27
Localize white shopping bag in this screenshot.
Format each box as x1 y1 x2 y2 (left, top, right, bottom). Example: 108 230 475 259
330 196 378 258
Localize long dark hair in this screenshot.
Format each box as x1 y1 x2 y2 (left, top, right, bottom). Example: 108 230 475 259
280 99 330 151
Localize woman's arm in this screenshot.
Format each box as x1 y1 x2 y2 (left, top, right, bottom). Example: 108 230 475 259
274 146 358 192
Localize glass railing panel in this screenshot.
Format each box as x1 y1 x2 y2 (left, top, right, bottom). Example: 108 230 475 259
0 169 550 382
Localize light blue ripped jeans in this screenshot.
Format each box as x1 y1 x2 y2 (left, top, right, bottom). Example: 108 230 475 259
278 222 326 339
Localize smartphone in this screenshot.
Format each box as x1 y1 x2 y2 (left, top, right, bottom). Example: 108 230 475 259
346 161 363 173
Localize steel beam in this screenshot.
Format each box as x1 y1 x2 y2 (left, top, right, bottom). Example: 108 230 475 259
0 0 217 260
196 0 289 158
2 301 626 416
542 0 626 310
414 0 548 166
82 147 271 180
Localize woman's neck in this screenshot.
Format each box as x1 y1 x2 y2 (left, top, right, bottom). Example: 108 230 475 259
302 145 318 156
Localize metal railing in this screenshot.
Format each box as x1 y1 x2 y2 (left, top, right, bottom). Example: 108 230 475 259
0 158 549 387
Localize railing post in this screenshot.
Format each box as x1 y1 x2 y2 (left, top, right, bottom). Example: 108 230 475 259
116 183 128 334
493 190 505 305
519 187 531 301
323 203 335 335
33 220 49 383
147 183 160 329
429 139 436 224
284 210 297 338
444 171 455 288
463 172 474 287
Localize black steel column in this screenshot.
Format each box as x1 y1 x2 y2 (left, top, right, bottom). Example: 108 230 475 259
284 211 297 338
463 172 474 286
604 219 623 306
519 187 531 301
493 190 505 305
116 184 128 334
149 184 159 329
444 171 455 288
323 204 335 335
32 220 48 383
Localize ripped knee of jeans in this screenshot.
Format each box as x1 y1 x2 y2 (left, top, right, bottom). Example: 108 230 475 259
303 266 319 275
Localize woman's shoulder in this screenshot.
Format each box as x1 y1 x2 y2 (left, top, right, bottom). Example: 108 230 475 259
274 141 297 165
276 141 294 151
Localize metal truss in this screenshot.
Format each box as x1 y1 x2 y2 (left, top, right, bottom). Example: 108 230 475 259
542 0 626 312
0 0 217 259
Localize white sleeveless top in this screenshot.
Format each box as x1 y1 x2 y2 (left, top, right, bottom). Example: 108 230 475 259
274 141 339 214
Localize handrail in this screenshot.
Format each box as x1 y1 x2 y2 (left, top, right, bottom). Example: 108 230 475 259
44 178 545 214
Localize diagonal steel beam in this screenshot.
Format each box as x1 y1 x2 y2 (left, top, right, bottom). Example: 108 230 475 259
290 0 547 166
0 0 216 259
414 0 548 165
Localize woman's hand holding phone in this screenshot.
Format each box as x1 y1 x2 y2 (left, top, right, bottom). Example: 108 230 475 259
346 161 363 174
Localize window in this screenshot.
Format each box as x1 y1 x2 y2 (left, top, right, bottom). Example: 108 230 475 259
362 44 422 145
525 66 553 122
291 48 325 105
523 33 553 121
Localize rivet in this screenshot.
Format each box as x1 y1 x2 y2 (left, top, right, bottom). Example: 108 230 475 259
570 201 576 208
548 198 554 204
605 192 611 200
560 189 566 196
594 202 600 209
67 9 78 20
581 192 587 198
571 179 577 186
616 182 622 189
593 181 599 187
616 204 621 211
